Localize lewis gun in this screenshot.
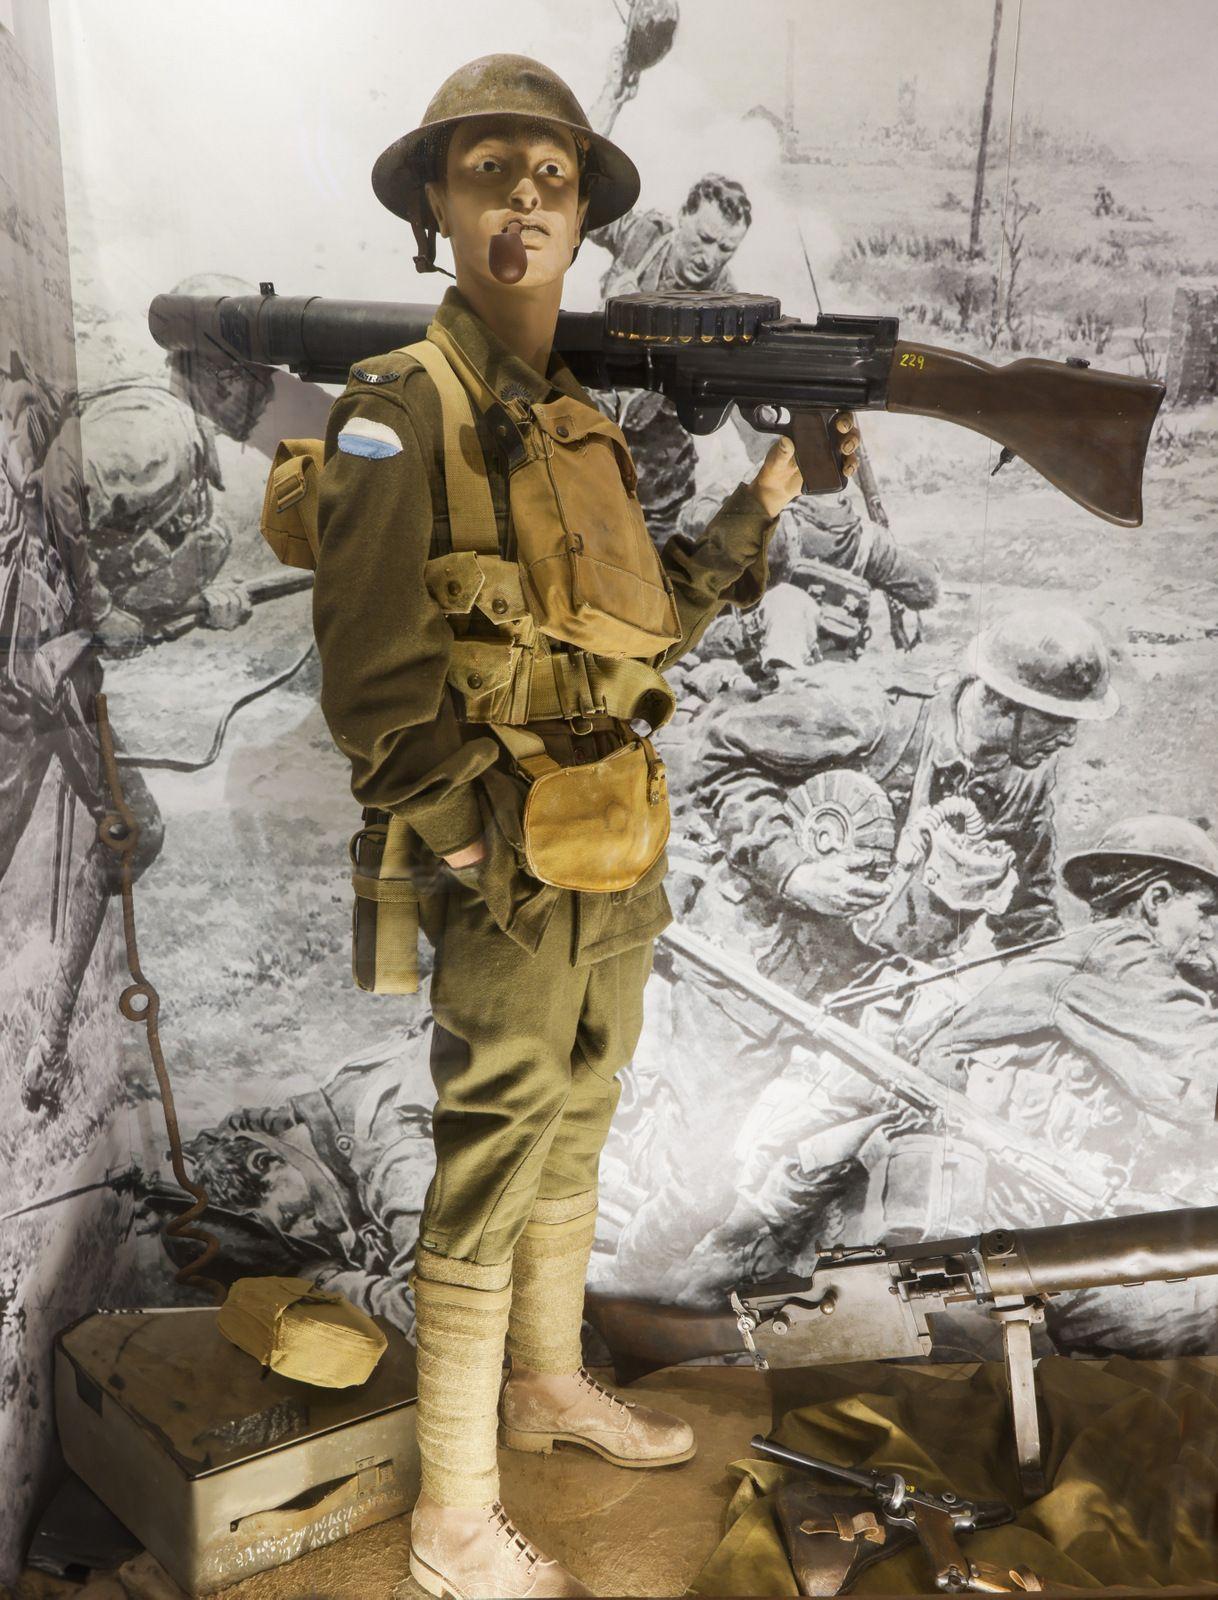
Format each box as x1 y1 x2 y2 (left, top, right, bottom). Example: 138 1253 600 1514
588 1203 1218 1497
148 284 1164 527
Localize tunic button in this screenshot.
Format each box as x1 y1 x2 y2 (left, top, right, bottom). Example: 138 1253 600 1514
556 424 570 439
467 672 483 689
491 596 509 615
446 579 461 596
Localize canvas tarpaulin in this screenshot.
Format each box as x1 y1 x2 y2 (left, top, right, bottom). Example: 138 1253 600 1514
688 1356 1218 1594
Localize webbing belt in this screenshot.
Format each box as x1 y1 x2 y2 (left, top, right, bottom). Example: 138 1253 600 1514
451 640 674 732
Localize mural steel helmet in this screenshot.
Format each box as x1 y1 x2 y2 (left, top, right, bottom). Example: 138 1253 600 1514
969 603 1120 721
1062 814 1218 904
371 54 641 273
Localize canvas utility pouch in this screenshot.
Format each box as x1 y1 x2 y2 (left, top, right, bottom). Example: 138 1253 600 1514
496 725 669 893
509 394 683 658
260 438 324 570
420 323 682 660
349 810 419 993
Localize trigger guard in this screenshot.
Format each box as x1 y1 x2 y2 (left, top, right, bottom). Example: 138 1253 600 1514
746 402 789 434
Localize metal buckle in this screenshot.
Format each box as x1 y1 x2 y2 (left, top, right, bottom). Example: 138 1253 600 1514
275 472 307 512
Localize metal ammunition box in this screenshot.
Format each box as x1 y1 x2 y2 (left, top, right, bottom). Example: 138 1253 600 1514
54 1306 419 1595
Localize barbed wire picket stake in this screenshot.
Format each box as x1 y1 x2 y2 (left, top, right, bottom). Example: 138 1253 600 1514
94 690 225 1302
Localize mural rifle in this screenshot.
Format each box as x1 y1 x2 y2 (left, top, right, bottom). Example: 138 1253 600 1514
142 568 314 645
588 1203 1218 1496
657 922 1115 1217
822 932 1068 1013
148 285 1165 527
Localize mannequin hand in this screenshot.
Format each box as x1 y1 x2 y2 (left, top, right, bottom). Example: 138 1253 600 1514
444 838 487 870
748 435 804 519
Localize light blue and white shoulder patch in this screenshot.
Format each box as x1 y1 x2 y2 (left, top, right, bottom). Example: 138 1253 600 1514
337 416 402 459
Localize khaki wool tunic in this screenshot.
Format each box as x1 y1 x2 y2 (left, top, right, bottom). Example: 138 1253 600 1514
312 287 780 969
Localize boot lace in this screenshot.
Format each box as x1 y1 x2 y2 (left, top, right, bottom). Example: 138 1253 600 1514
576 1366 633 1413
487 1502 544 1570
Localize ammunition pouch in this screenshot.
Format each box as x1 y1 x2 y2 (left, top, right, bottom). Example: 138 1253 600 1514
425 552 676 731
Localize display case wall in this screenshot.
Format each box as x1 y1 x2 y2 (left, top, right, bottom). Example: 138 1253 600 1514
0 0 144 1581
3 0 1218 1576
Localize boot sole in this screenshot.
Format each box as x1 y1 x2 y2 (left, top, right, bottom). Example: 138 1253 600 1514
408 1546 467 1600
499 1423 696 1469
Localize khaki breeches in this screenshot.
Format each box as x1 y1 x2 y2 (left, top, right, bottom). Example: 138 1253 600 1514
418 879 653 1278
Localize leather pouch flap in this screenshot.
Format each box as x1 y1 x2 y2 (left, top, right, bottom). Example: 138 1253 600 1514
520 738 669 893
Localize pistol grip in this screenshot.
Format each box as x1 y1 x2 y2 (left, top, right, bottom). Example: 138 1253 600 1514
789 409 848 495
907 1505 972 1591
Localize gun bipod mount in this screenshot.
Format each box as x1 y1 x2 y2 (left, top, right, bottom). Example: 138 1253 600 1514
730 1235 1054 1497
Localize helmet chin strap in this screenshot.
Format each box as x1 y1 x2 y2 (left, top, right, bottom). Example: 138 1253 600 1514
411 222 456 278
1007 704 1026 768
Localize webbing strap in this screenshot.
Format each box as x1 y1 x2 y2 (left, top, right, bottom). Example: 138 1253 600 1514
350 873 419 905
426 322 500 416
488 722 560 780
402 339 500 556
382 812 414 875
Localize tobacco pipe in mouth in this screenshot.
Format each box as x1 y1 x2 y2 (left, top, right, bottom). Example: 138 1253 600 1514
489 219 529 284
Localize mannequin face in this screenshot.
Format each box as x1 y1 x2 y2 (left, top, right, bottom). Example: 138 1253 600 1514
426 115 588 292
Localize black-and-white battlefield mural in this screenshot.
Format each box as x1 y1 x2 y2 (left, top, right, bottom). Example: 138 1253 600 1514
5 7 1218 1507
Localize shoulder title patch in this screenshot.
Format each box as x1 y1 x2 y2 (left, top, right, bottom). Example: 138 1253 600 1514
352 366 401 386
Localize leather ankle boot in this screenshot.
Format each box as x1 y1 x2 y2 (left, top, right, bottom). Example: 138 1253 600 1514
409 1490 594 1598
500 1364 696 1468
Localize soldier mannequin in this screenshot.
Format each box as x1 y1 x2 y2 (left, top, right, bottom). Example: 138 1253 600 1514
311 56 816 1598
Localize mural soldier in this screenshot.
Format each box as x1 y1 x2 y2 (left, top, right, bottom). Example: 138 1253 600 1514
1 307 273 1115
157 1030 436 1337
696 602 1120 1000
603 603 1119 1293
916 813 1218 1210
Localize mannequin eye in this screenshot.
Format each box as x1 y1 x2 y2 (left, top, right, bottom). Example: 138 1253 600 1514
474 157 502 174
539 160 564 178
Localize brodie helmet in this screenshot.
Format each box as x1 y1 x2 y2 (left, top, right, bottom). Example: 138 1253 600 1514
371 54 640 273
1063 814 1218 904
969 603 1119 722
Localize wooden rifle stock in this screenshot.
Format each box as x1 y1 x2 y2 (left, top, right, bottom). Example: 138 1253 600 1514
885 341 1163 528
